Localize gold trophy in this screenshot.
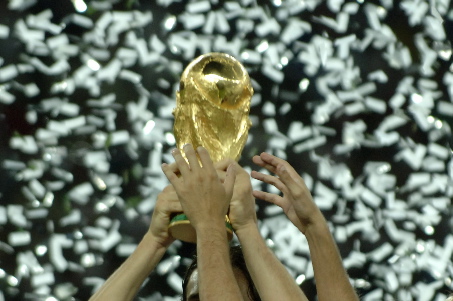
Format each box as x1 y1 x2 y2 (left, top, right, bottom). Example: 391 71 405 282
168 52 253 243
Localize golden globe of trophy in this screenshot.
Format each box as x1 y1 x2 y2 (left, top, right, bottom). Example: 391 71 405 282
168 52 253 243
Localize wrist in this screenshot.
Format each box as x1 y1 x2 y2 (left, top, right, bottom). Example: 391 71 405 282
196 221 228 242
304 217 330 242
234 221 259 239
144 231 171 251
192 214 226 232
195 220 225 234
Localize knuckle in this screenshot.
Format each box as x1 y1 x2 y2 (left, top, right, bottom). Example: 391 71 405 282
195 173 205 182
168 173 178 182
171 204 182 212
292 189 304 199
208 172 218 181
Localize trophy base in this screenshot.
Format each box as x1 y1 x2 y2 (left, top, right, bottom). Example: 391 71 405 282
168 213 234 243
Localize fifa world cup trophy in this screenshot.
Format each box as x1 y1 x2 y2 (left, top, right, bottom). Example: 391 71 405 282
168 52 253 243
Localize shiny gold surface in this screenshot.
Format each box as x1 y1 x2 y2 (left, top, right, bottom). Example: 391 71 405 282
170 53 253 243
173 52 253 162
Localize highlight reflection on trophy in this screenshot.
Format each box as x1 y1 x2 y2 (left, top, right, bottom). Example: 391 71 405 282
168 52 253 243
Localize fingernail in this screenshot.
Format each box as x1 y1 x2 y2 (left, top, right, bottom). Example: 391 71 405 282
197 145 204 152
171 148 179 154
183 143 191 149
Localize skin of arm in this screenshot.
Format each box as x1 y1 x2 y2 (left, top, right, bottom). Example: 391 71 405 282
89 184 183 301
215 159 309 301
251 152 359 301
162 144 244 301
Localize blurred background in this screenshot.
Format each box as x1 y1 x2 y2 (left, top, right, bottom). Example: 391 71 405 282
0 0 452 300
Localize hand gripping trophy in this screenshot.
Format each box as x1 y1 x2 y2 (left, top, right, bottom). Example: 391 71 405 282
168 52 253 243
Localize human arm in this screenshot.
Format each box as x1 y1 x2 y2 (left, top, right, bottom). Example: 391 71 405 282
89 185 182 301
251 152 359 301
216 159 308 301
162 144 243 301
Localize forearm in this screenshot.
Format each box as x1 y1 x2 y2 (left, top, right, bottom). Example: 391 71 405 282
89 232 167 301
236 223 308 301
304 220 359 301
196 224 244 301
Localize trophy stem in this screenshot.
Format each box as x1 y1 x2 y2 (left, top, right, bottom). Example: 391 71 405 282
168 213 234 243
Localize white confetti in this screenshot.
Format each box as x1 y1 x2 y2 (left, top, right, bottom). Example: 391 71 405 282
49 234 73 272
8 231 31 246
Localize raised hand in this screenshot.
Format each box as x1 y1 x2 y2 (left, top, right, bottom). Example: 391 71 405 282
161 144 236 231
215 159 257 232
163 146 245 300
148 184 182 248
89 184 183 301
253 152 360 301
215 158 311 301
251 152 324 234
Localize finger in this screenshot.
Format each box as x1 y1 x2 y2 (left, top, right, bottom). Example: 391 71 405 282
157 191 183 214
171 148 190 176
167 162 180 174
166 201 183 214
235 164 250 177
214 158 235 171
162 163 181 185
162 193 183 213
261 153 301 177
224 163 237 202
252 154 277 174
162 184 175 193
251 171 288 194
256 152 301 180
183 144 201 171
261 152 291 173
221 160 248 178
260 152 283 165
159 189 179 200
197 146 216 174
158 192 180 205
216 169 226 183
277 165 310 200
252 190 284 208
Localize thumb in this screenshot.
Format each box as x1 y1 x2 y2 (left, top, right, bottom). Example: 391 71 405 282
224 163 237 201
215 158 235 171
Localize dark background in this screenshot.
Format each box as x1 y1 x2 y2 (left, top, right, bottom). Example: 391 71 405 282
0 0 452 300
